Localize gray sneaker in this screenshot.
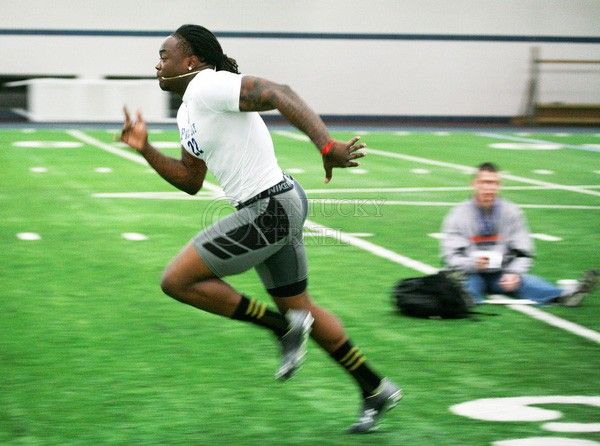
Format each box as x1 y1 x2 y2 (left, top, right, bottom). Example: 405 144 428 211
560 269 599 307
275 309 314 381
347 378 403 434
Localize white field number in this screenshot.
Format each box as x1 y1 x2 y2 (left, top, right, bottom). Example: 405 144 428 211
450 396 600 445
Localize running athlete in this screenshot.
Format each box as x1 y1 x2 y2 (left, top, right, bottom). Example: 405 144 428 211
120 24 401 433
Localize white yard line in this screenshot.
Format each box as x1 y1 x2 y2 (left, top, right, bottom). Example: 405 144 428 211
68 129 154 165
93 193 600 210
365 147 600 198
306 218 600 344
514 305 600 343
273 130 310 142
488 296 600 343
304 230 373 238
304 220 439 275
276 130 600 197
309 198 600 210
485 295 537 305
478 132 600 153
306 187 474 194
93 191 225 200
79 130 600 344
67 130 223 193
305 185 600 194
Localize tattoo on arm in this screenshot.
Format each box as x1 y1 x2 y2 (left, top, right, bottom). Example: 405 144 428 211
239 76 330 148
239 76 276 112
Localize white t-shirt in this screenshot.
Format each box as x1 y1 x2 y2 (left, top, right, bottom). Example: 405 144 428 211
177 68 284 204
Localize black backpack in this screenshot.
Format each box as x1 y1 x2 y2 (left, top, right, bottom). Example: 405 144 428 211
392 271 476 319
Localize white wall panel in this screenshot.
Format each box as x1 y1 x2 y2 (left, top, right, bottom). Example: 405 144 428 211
1 0 599 117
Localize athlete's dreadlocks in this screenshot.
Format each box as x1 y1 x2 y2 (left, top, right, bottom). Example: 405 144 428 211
173 24 239 74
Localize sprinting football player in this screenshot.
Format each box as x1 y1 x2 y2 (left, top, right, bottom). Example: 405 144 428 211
120 24 402 433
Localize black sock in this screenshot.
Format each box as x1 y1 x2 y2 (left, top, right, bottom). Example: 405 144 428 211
231 295 288 337
330 340 383 397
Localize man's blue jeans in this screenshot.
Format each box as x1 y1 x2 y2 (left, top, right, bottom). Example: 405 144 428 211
465 272 562 304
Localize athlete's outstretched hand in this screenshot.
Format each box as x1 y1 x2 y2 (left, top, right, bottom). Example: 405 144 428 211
120 107 148 152
322 136 366 183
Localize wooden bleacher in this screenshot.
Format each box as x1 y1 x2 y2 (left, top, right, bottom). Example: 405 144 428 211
519 48 600 126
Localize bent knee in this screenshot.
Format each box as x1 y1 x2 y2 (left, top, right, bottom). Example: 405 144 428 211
160 274 182 298
273 291 313 313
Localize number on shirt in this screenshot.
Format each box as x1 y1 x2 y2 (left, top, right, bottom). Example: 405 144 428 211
187 138 203 156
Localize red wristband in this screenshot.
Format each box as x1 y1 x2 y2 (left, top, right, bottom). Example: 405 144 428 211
320 140 334 156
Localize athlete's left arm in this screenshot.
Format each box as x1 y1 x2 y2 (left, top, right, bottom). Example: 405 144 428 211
119 107 206 194
239 75 365 183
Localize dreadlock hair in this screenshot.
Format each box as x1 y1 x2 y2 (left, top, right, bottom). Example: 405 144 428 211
173 24 239 74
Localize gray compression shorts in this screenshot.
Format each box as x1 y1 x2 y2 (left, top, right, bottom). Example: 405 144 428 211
193 177 309 297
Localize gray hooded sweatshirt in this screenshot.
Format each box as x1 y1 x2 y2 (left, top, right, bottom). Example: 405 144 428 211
440 198 533 275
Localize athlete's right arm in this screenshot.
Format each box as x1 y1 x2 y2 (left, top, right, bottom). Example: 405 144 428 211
120 107 206 195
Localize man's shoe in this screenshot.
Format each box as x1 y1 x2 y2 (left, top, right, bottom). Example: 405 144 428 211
560 269 599 307
275 309 314 381
347 378 403 434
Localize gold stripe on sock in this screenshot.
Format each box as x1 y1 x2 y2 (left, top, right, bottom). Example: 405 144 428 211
345 352 363 368
348 356 366 371
339 347 358 364
342 350 362 367
256 302 267 319
246 299 256 316
251 301 261 317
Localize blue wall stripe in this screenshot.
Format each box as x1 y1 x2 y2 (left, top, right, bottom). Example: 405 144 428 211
1 28 599 43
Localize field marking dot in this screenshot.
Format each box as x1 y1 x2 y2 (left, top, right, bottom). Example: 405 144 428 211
349 168 368 175
542 421 600 433
95 167 113 173
490 143 562 150
12 141 83 148
30 167 48 173
122 232 148 241
287 168 305 174
17 232 41 241
532 169 554 175
531 233 562 241
411 168 430 174
428 232 445 239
